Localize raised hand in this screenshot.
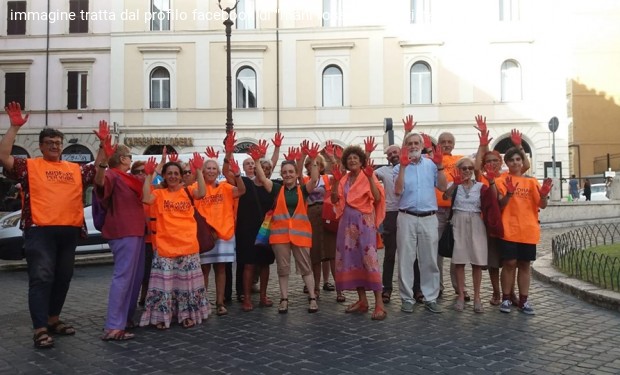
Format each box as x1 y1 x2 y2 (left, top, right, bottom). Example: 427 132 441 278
93 120 110 142
362 159 375 177
102 135 116 158
421 133 433 150
474 115 487 133
205 146 219 159
284 146 297 161
224 131 237 154
324 141 335 158
5 102 29 127
539 178 553 197
168 152 179 162
271 132 284 147
258 139 269 156
300 140 310 155
307 142 320 159
478 130 492 147
450 170 464 185
482 163 499 182
510 129 522 147
191 152 204 171
402 114 416 133
335 146 343 160
229 158 241 176
248 145 262 161
331 165 344 181
430 144 443 165
144 156 157 175
399 147 411 166
364 136 377 154
504 176 519 194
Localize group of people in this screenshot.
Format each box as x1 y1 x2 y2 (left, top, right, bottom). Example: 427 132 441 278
0 101 551 350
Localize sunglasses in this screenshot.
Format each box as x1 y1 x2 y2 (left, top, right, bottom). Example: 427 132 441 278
182 170 192 175
460 166 475 171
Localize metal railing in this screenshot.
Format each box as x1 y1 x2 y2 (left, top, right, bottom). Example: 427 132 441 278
552 224 620 291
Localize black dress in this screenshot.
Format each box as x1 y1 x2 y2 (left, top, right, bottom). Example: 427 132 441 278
235 177 276 265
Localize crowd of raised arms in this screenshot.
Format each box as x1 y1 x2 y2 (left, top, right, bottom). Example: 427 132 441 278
0 102 552 348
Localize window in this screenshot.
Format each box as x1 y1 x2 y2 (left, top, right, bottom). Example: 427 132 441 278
236 0 255 30
322 65 343 107
7 1 26 35
236 67 257 108
410 0 431 24
69 0 88 33
67 71 88 109
499 0 519 21
150 67 170 109
410 62 431 104
151 0 170 31
501 60 522 102
5 72 26 108
322 0 342 27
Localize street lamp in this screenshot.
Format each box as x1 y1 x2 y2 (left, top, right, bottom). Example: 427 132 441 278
218 0 239 133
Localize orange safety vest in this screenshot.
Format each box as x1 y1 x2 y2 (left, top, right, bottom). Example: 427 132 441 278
27 158 84 227
269 185 312 247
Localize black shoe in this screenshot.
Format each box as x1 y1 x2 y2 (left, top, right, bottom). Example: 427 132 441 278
323 282 335 291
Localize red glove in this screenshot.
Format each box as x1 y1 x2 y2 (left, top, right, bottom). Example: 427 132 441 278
300 140 310 155
5 102 29 127
258 139 269 156
324 141 335 158
402 114 416 133
482 163 499 182
191 152 204 171
168 152 179 162
399 147 411 166
93 120 110 142
450 170 464 185
478 130 492 147
335 146 343 159
229 158 241 176
307 142 320 159
474 115 487 134
205 146 219 159
421 133 433 150
510 129 522 147
271 132 283 147
362 159 375 177
364 136 377 154
102 135 116 158
504 176 519 194
248 145 262 161
144 156 157 175
224 131 237 154
430 144 443 165
332 165 344 181
539 178 553 197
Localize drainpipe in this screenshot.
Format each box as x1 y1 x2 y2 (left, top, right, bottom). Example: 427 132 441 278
275 0 280 133
44 0 50 126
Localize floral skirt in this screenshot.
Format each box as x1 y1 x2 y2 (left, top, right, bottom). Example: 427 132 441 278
139 253 210 328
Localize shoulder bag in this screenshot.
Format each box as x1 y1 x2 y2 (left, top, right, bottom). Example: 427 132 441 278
438 186 459 258
184 187 216 253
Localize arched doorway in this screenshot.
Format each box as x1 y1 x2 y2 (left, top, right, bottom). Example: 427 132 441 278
11 145 29 158
144 145 177 155
61 144 94 164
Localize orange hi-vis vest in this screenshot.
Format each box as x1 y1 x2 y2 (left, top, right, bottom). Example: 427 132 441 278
270 185 312 247
27 158 84 227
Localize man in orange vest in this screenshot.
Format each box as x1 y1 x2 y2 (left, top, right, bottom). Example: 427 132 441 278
0 102 108 349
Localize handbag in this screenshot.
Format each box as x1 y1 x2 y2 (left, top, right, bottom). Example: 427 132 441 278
321 194 340 233
438 186 458 258
184 188 216 253
254 209 273 248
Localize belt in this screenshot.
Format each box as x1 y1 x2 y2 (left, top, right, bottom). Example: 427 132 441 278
399 209 436 217
308 202 324 207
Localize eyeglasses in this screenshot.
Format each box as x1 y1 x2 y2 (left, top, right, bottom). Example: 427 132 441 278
182 170 192 175
460 166 475 171
42 140 63 147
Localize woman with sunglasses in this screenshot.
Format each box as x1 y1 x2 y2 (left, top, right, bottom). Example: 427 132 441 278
442 157 488 313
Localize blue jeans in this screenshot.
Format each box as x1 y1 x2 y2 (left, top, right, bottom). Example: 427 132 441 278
24 226 80 329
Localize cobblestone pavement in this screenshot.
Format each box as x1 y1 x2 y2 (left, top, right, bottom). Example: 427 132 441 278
1 227 620 375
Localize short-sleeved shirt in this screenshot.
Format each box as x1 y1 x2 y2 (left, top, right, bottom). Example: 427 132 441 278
375 164 399 212
496 174 542 244
394 157 438 212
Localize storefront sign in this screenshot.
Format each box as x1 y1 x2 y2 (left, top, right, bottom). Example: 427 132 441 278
124 137 194 147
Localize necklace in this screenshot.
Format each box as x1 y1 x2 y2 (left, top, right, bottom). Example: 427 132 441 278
462 182 473 198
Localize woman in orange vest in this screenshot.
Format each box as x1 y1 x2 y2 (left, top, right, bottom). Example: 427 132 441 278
495 147 552 315
251 144 320 314
194 158 246 317
139 155 210 329
331 145 386 321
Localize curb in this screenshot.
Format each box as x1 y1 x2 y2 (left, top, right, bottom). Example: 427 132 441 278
532 254 620 313
0 253 113 271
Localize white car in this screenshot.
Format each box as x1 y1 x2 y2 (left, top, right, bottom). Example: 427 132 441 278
580 183 609 201
0 206 110 260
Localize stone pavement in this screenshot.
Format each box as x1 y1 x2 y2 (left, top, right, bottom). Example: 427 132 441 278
1 227 620 375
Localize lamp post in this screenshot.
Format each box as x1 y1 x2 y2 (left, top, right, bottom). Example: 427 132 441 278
218 0 239 133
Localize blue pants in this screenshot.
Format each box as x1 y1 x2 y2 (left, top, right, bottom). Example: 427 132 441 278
105 236 145 330
24 226 80 330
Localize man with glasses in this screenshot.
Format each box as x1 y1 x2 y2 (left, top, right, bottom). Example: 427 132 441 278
0 102 108 349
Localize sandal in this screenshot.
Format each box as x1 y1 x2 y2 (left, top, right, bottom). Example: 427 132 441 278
473 301 484 314
242 300 254 312
489 291 501 306
336 292 346 303
308 297 319 313
101 329 135 341
323 282 335 291
278 298 288 314
182 318 195 328
33 330 54 349
155 322 168 330
47 320 76 336
259 297 273 307
454 299 465 312
216 304 228 316
382 290 392 304
345 300 369 313
371 307 387 321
